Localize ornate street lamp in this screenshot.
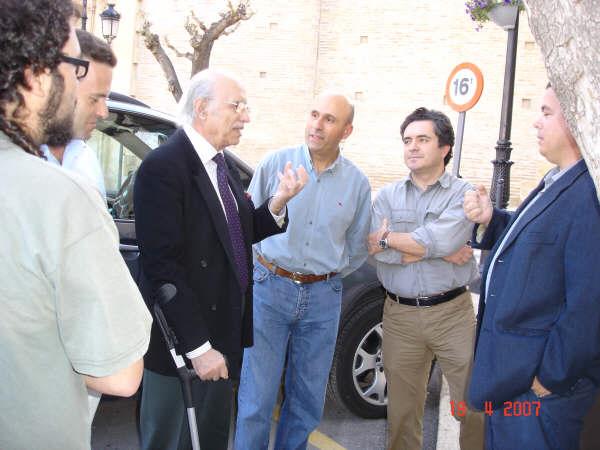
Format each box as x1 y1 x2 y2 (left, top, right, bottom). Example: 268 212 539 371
489 2 520 209
100 3 121 45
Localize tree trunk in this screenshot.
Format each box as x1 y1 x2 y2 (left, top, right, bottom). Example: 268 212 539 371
139 22 183 101
525 0 600 201
191 41 214 76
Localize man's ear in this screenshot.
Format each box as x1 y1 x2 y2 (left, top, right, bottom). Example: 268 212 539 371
22 67 49 97
342 124 354 140
194 98 209 120
440 144 451 160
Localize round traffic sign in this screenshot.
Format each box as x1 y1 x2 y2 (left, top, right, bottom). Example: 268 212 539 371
445 62 484 112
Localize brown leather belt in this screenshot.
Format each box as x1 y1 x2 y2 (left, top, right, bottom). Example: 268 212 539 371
385 286 467 307
257 254 336 284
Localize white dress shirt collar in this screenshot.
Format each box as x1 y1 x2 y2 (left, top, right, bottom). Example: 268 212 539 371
183 124 223 164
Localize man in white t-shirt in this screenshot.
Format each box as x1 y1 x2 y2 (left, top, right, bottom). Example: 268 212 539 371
42 29 116 200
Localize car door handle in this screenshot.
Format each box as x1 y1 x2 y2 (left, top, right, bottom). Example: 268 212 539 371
119 243 139 252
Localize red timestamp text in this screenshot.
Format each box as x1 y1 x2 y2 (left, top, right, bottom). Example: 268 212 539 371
450 400 541 417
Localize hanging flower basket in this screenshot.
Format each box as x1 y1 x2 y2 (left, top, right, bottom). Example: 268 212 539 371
465 0 523 30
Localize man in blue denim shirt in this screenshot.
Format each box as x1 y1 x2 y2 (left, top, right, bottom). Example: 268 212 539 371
235 92 371 450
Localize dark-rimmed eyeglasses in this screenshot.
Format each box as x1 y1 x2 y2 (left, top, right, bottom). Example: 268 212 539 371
60 55 89 80
226 101 250 115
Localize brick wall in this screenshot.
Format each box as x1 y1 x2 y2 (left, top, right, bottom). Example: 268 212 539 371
127 0 550 205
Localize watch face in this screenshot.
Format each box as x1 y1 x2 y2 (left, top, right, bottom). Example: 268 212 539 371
378 239 387 249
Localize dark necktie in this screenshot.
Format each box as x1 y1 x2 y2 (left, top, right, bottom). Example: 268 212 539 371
213 152 248 292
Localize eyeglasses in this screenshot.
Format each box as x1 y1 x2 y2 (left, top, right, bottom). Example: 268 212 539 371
60 55 89 80
226 101 251 115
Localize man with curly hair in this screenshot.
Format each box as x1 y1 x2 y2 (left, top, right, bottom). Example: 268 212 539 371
0 1 152 448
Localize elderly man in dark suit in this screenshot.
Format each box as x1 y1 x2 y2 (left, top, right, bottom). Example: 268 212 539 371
134 69 307 450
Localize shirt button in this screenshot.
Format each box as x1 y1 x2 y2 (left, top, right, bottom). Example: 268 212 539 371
497 259 504 263
305 242 309 246
309 221 313 225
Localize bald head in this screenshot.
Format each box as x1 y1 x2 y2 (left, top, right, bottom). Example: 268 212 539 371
305 91 354 158
314 91 354 125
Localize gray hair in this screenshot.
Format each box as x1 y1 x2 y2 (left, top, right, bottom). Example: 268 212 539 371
176 68 242 126
176 70 218 126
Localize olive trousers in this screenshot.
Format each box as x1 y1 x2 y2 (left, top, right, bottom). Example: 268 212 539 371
382 291 484 450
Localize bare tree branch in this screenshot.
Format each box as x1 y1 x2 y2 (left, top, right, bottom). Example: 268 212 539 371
138 19 183 101
200 0 253 46
189 10 207 32
164 36 193 61
221 22 242 36
188 0 254 74
137 1 254 100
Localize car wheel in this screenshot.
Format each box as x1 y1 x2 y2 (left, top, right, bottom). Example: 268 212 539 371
328 289 387 418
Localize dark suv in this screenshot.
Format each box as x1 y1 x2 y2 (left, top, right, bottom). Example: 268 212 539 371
92 93 388 418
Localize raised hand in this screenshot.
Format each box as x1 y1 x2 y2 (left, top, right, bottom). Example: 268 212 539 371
270 162 309 214
464 185 493 226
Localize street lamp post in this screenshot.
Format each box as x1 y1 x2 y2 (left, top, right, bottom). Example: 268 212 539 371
490 5 520 209
81 0 88 30
100 3 121 45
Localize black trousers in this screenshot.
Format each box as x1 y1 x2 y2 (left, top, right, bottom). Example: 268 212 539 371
139 369 232 450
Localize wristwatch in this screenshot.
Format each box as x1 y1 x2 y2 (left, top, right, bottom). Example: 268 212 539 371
378 230 390 250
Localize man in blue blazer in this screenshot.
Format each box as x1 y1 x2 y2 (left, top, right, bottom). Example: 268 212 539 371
464 85 600 450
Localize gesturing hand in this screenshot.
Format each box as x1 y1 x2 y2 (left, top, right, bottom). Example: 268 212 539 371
464 185 493 226
270 162 309 214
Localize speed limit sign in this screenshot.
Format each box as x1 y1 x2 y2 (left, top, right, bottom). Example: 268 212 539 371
445 62 484 112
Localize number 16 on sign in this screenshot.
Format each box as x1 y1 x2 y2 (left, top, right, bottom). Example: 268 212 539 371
445 63 484 177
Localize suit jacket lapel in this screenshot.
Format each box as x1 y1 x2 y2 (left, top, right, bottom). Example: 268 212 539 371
497 161 587 255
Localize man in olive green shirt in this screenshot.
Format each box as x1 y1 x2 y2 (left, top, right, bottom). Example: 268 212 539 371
0 2 151 449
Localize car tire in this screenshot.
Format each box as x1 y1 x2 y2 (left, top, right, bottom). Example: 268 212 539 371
328 289 387 419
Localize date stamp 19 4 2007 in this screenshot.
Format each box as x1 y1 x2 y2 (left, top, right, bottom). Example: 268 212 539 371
450 400 541 417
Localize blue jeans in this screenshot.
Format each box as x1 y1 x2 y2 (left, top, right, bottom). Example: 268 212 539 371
486 377 599 450
234 262 343 450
